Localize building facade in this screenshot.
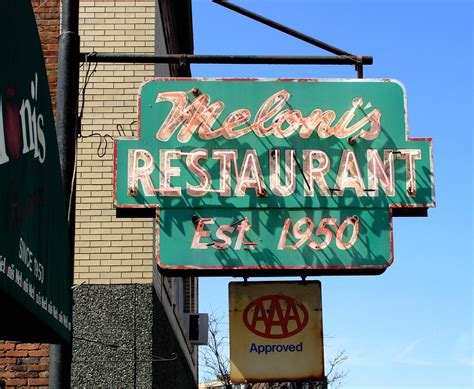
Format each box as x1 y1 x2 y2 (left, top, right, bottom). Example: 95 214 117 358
1 1 199 387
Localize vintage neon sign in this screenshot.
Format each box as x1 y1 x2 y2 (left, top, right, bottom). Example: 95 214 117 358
127 147 418 199
114 79 435 275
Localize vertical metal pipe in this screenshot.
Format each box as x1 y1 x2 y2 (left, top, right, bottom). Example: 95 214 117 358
356 62 364 79
49 0 80 387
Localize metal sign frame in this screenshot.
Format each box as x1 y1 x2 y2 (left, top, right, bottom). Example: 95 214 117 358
229 281 325 383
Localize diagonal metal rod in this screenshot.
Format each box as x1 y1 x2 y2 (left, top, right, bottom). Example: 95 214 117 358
79 53 373 65
213 0 353 57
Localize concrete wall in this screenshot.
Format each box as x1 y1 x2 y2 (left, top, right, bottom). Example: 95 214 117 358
71 284 197 388
72 284 153 387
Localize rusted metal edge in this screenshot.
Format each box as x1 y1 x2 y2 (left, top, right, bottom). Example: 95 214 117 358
79 53 373 65
155 265 389 277
231 375 327 385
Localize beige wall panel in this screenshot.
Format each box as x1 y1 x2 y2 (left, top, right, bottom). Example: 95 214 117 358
75 0 157 284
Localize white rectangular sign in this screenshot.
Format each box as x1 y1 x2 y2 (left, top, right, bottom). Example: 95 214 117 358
229 281 324 383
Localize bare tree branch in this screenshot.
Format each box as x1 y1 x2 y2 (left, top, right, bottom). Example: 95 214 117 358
326 350 349 389
200 313 231 387
200 314 349 389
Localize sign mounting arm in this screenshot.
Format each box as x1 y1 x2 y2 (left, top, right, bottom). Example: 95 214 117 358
213 0 367 78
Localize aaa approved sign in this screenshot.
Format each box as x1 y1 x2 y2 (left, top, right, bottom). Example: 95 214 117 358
229 281 324 383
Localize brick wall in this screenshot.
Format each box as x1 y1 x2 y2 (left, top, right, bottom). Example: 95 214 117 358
75 0 160 285
0 341 48 388
32 0 60 111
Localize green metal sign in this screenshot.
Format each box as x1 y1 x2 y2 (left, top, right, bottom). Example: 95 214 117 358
155 208 391 275
115 78 434 275
0 0 71 342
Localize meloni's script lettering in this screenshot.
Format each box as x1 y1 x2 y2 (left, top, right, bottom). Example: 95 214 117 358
154 90 381 143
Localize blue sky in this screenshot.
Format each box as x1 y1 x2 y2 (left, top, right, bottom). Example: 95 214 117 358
191 0 473 387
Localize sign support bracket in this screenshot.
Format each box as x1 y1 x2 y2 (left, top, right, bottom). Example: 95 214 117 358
79 53 373 68
79 1 373 77
78 1 373 77
213 0 367 78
